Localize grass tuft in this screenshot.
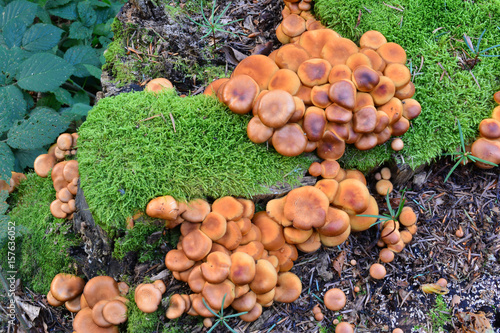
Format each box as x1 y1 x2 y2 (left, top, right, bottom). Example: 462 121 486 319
78 90 312 233
315 0 500 171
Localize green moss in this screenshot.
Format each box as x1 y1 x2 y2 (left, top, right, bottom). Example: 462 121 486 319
78 91 312 233
172 55 229 86
1 174 80 294
315 0 500 171
113 220 179 261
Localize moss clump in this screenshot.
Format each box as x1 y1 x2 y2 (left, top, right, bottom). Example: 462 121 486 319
78 91 312 232
1 174 79 294
315 0 500 171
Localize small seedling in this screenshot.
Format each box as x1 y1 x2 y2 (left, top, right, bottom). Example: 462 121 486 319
202 294 248 333
357 190 406 228
442 119 498 183
462 29 500 69
188 0 242 50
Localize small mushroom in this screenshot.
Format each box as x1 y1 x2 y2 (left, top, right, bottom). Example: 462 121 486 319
369 263 387 279
324 288 346 311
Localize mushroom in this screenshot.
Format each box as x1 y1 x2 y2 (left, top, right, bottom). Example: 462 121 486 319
311 84 332 108
303 107 327 141
283 227 313 244
182 229 212 261
232 55 279 90
359 30 387 50
384 63 411 88
297 58 332 87
166 294 187 319
202 279 235 310
252 212 286 250
145 78 174 92
376 42 407 64
257 90 296 128
336 322 354 333
201 252 232 284
268 69 301 95
231 291 257 312
369 263 387 279
146 196 179 220
308 162 322 177
348 196 379 232
102 300 127 325
271 123 308 157
135 284 162 313
47 290 64 307
375 179 393 195
50 199 67 219
353 105 377 133
239 303 262 322
34 154 57 178
221 75 260 115
215 221 242 250
249 259 278 294
63 160 79 182
203 78 230 96
352 65 380 92
298 29 340 58
395 81 415 100
212 196 243 221
402 98 421 120
471 138 500 168
379 248 395 263
73 307 118 333
398 206 417 226
321 38 359 66
295 231 321 253
333 179 370 215
165 249 195 272
391 138 404 151
234 241 264 260
478 118 500 140
328 64 352 84
360 48 386 72
275 44 311 72
325 104 353 124
281 14 306 37
314 178 339 202
181 199 211 223
324 288 346 311
370 76 396 106
201 212 227 240
328 79 357 110
316 130 346 161
284 186 329 230
83 276 120 308
345 53 372 71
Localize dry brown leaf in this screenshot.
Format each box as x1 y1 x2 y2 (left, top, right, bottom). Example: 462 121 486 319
421 283 449 295
332 251 346 278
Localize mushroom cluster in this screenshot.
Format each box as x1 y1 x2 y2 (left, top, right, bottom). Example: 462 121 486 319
32 132 80 219
47 274 130 332
374 167 394 196
135 280 166 313
470 91 500 168
0 172 26 194
206 25 420 159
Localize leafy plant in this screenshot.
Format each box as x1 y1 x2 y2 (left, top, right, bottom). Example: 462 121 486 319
187 0 242 49
462 28 500 69
357 190 406 227
202 294 248 332
0 0 123 181
443 119 498 183
429 295 451 332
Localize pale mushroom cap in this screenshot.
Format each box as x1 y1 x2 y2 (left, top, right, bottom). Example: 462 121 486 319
324 288 346 311
298 29 340 58
391 138 404 151
247 116 274 144
377 42 407 64
321 38 359 66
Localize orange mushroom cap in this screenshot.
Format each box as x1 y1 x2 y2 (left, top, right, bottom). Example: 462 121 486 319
221 75 260 115
145 78 174 92
283 186 329 230
359 30 387 50
232 55 279 90
324 288 346 311
271 123 308 157
34 154 57 178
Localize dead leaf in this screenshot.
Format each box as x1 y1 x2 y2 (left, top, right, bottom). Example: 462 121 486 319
456 311 494 333
221 46 247 66
16 298 40 322
421 283 449 295
332 251 346 278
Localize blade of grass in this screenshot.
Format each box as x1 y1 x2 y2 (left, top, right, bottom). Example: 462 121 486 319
476 29 487 52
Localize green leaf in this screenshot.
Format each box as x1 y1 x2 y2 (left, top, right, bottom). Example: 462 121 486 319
0 47 31 77
53 87 73 106
16 53 74 92
0 142 15 181
68 21 92 40
44 0 72 9
2 17 28 48
0 191 8 215
0 0 38 28
6 107 69 149
36 92 62 110
47 1 77 20
73 90 90 105
77 1 97 27
14 147 47 169
82 64 101 79
64 102 91 117
0 85 27 135
35 6 52 24
63 45 100 77
22 23 63 51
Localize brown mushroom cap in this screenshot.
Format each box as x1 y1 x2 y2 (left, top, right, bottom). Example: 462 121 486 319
401 98 421 120
298 29 340 58
315 178 339 202
204 78 230 96
336 322 354 333
328 79 357 110
379 248 395 263
232 55 279 90
57 133 73 151
281 14 306 37
317 130 346 161
391 138 404 151
201 252 232 284
47 290 64 306
212 196 243 221
182 229 212 261
369 263 387 279
384 63 411 88
268 69 301 96
360 48 386 72
249 259 278 294
229 252 256 285
221 75 260 115
266 197 291 227
284 186 329 230
328 64 352 84
102 300 127 325
202 279 236 310
257 90 296 128
50 199 67 219
348 195 379 232
479 118 500 139
283 227 313 244
145 78 174 92
395 81 416 100
239 302 263 322
187 266 206 293
308 162 322 177
376 179 393 196
74 307 119 333
181 199 211 223
346 53 372 71
324 288 346 311
295 231 321 253
333 179 371 215
165 249 195 272
82 276 120 309
146 196 179 220
471 138 500 168
234 241 264 260
63 294 81 312
34 154 57 178
359 30 387 50
398 206 417 227
352 65 380 92
275 44 311 72
381 167 392 180
297 58 332 87
241 224 262 245
303 106 327 141
311 84 332 109
63 160 79 182
319 223 351 247
191 293 216 317
253 212 286 251
276 23 291 44
271 123 308 157
390 116 410 136
317 207 350 237
215 220 242 250
377 42 407 64
295 84 313 105
166 294 187 319
290 96 306 123
325 104 353 124
200 212 227 241
353 105 377 133
321 38 359 66
355 92 375 111
232 290 257 312
370 76 396 106
273 272 302 303
135 284 162 313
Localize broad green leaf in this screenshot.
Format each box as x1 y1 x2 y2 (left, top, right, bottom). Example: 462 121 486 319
0 0 38 28
78 1 96 27
36 92 62 110
22 90 34 109
22 24 63 51
14 147 47 169
0 142 15 181
62 102 91 118
35 6 52 23
47 1 77 20
68 21 92 40
53 87 73 105
2 17 27 48
6 106 69 149
82 64 101 79
73 90 89 105
0 85 27 135
0 47 31 77
63 45 100 77
16 53 74 92
44 0 72 9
